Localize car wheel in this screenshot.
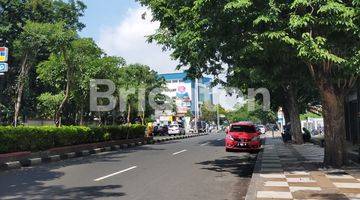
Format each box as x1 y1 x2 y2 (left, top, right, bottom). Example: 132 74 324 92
226 148 231 152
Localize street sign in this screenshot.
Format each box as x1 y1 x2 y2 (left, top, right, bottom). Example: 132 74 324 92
0 63 8 73
0 47 9 62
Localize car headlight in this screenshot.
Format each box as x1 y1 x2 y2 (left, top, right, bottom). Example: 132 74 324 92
252 136 260 141
226 134 235 141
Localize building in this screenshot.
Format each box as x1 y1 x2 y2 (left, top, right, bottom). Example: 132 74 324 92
345 87 360 145
159 72 213 117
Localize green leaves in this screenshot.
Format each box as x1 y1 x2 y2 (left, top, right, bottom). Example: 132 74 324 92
289 14 314 29
297 33 346 64
290 0 311 9
224 0 252 10
37 92 64 119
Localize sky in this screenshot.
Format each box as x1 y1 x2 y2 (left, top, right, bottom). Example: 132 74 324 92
79 0 242 109
80 0 178 73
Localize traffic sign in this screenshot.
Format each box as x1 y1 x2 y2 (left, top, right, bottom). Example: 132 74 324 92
0 63 8 73
0 47 9 62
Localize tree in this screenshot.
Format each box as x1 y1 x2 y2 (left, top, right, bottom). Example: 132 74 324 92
37 36 98 127
139 0 359 167
0 0 86 125
116 64 165 124
37 92 64 119
200 102 217 123
75 56 125 125
226 103 275 124
13 21 64 126
284 0 360 167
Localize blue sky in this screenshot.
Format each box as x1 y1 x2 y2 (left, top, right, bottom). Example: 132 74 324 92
80 0 140 41
78 0 179 74
78 0 241 109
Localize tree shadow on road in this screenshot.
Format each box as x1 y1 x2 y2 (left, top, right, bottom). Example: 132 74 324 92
0 145 169 199
0 168 125 199
196 155 257 178
198 139 224 147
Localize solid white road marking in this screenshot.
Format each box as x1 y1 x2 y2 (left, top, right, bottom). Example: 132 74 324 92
172 149 187 155
200 142 208 146
94 166 137 181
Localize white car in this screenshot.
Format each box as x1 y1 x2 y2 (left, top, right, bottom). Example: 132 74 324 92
168 124 185 135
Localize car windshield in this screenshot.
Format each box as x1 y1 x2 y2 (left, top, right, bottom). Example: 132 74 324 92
230 125 256 133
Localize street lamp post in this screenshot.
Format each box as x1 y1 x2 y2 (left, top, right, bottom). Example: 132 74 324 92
217 104 220 131
194 78 199 133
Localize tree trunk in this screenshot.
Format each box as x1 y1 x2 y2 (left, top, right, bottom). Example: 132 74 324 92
286 85 304 144
55 50 71 127
112 110 116 125
308 64 347 167
282 106 290 125
55 70 70 127
140 104 145 125
318 79 346 167
79 106 84 126
14 54 29 127
127 104 131 124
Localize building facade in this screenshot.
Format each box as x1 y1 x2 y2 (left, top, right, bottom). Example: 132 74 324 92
159 72 213 117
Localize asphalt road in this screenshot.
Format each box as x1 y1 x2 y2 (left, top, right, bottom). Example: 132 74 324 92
0 133 257 200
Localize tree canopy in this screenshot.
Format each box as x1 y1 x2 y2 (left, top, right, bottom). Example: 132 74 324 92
139 0 360 167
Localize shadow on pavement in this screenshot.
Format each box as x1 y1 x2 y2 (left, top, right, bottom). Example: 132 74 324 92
198 138 225 147
196 155 257 178
0 167 125 199
0 145 168 199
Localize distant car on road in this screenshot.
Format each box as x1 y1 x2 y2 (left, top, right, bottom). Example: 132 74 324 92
225 122 261 152
168 124 185 135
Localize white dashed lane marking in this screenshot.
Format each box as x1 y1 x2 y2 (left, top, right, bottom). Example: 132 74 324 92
172 149 187 155
94 166 137 181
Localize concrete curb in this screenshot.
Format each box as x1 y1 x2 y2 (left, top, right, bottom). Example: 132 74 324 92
1 133 209 171
245 138 265 200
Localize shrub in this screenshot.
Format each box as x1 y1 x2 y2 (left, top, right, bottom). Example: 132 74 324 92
0 125 146 154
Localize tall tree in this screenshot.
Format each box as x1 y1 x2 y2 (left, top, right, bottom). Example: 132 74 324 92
13 22 63 126
0 0 86 125
116 64 165 124
285 0 360 167
139 0 358 166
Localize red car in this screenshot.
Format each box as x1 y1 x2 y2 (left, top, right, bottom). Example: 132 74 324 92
225 122 262 152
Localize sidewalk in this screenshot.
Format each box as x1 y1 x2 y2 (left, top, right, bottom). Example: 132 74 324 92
246 133 360 200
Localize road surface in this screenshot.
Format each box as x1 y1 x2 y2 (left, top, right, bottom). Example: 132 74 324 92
0 133 257 200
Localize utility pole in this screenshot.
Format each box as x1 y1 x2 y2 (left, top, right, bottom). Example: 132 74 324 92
217 104 220 131
194 78 199 133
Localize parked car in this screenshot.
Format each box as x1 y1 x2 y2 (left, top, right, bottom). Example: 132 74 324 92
225 122 261 152
168 124 185 135
153 124 169 136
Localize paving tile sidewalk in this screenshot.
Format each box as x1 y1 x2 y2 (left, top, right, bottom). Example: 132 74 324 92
246 134 360 200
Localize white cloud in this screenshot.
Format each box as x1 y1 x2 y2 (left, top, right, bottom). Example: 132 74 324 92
98 7 179 73
98 6 241 110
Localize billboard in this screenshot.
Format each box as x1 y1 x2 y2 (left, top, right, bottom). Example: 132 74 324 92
0 47 8 62
175 85 192 114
